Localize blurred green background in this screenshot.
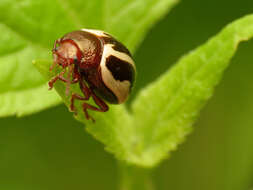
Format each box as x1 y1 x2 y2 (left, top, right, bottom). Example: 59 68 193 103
1 0 253 189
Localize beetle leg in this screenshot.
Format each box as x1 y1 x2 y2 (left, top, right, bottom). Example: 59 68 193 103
70 64 80 84
48 69 68 90
81 91 109 122
70 78 91 113
65 64 74 96
49 64 79 91
70 94 89 115
50 61 57 71
49 74 78 90
72 64 80 83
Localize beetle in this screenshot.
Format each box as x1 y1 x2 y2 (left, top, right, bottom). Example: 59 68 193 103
48 29 136 121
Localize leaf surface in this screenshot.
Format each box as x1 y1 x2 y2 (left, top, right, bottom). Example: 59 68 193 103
35 15 253 167
131 14 253 166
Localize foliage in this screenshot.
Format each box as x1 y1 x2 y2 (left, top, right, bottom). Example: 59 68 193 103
1 0 253 189
35 15 253 167
0 0 177 116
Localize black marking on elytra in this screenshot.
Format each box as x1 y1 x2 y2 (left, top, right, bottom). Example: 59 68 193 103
102 36 132 57
106 55 135 85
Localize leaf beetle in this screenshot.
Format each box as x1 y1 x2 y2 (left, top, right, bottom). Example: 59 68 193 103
49 29 136 121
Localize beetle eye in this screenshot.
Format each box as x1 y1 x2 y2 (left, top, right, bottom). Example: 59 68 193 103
52 47 57 53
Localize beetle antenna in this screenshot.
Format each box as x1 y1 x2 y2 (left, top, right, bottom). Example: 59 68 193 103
50 59 57 71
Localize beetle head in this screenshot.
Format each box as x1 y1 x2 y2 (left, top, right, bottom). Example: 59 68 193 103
52 39 82 69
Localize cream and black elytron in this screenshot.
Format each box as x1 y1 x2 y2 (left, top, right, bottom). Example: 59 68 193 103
48 29 136 121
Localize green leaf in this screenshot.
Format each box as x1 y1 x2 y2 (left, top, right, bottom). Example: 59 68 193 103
34 14 253 167
131 14 253 166
0 0 178 117
0 23 61 116
33 59 136 163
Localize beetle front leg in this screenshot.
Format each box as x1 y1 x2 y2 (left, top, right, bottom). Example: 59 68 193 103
49 64 79 90
48 69 68 90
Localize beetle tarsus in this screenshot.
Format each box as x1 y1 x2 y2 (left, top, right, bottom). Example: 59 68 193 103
70 93 89 114
69 86 108 122
81 89 109 121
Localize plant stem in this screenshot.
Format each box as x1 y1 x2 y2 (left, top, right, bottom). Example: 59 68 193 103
118 161 155 190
